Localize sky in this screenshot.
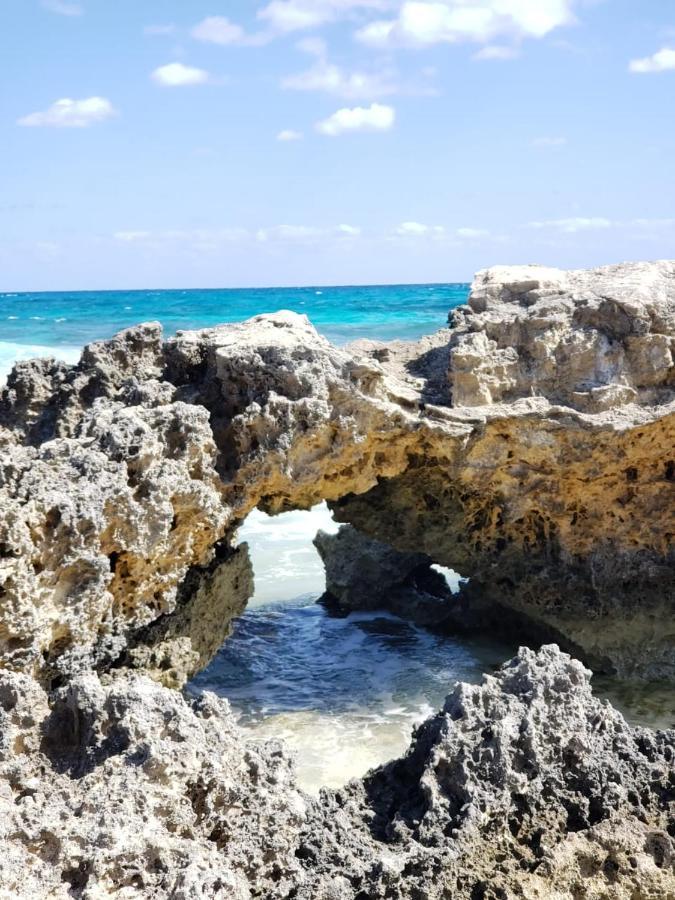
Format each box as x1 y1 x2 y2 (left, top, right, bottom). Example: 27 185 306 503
1 0 675 290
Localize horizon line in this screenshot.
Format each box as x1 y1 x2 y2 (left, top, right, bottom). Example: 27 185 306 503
1 279 473 296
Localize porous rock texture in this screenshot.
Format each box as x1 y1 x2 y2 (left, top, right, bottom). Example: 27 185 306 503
0 261 673 684
0 646 673 898
0 666 307 899
0 263 674 897
298 645 675 900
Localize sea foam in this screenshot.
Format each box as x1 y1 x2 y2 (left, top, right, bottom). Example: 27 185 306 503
0 341 81 384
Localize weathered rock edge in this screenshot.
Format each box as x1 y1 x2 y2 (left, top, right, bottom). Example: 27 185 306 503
1 646 673 898
0 260 674 685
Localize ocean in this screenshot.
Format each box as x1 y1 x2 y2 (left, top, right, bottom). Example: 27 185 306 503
3 282 673 793
0 282 469 381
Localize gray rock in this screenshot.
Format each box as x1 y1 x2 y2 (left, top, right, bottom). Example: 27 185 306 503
314 524 460 628
1 646 672 898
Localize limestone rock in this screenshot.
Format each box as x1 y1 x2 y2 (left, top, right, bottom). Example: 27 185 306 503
448 260 675 409
2 647 671 899
0 265 673 684
297 645 675 899
314 524 460 628
0 667 308 899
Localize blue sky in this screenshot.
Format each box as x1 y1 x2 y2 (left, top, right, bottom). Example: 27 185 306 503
2 0 675 290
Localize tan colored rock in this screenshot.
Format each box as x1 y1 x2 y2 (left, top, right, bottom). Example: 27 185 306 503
448 260 675 409
0 264 673 685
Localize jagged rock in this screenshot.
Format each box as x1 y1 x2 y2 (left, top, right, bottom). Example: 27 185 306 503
297 645 675 899
0 264 673 685
0 647 672 898
314 524 460 628
0 667 308 899
448 261 675 409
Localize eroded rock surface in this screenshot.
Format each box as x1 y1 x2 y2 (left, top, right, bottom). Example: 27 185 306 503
0 668 307 899
298 645 675 899
0 647 672 898
314 524 459 628
0 262 673 687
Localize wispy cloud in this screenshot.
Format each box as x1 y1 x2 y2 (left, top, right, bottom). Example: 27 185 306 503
114 231 153 242
277 129 304 141
258 0 386 34
455 226 490 238
41 0 83 16
283 55 396 99
113 224 361 247
316 102 395 136
18 97 117 128
629 47 675 73
151 63 210 87
527 217 612 233
393 223 490 240
191 16 246 45
395 221 444 237
473 45 519 61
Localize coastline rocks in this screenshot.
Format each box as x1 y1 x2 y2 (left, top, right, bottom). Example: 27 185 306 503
0 263 673 684
449 261 675 409
314 524 460 628
0 667 308 899
297 645 675 899
1 646 672 898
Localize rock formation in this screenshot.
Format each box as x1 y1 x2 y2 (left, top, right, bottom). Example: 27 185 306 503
314 524 460 628
298 645 675 899
3 261 672 683
0 260 674 896
1 646 672 898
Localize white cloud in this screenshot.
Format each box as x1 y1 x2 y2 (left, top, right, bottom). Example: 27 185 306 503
191 16 246 45
395 221 445 236
257 225 323 241
18 96 117 128
296 36 328 56
357 0 578 48
531 135 567 148
473 44 519 60
114 231 152 242
337 224 362 235
144 24 176 36
258 0 385 33
630 217 675 228
283 58 396 99
277 129 304 141
528 217 612 233
316 102 395 136
629 47 675 74
151 63 210 87
114 228 250 245
41 0 83 16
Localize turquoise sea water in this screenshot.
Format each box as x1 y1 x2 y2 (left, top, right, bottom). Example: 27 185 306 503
0 283 469 377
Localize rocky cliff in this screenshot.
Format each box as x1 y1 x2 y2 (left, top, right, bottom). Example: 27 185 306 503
0 260 674 897
1 262 672 684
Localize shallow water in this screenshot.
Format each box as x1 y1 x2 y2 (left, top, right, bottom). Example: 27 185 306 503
191 594 515 794
192 505 675 794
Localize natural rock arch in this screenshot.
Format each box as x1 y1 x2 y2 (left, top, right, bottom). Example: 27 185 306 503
0 262 673 689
